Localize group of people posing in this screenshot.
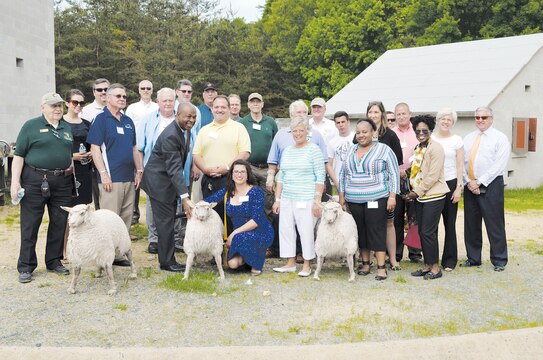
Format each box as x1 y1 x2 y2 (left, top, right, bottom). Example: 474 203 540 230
11 77 510 284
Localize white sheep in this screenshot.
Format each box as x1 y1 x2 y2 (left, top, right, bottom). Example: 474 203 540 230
61 204 137 295
314 201 358 282
183 201 225 280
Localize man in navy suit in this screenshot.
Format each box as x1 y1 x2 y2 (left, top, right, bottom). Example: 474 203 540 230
140 103 196 272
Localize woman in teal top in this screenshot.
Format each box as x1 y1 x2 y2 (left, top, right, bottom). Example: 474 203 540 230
272 118 325 277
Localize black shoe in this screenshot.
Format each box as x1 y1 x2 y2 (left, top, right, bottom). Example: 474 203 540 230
160 263 186 272
48 265 70 275
112 259 131 267
423 270 443 280
409 257 422 264
459 260 481 267
375 265 388 281
494 265 505 272
174 241 184 253
357 261 371 276
148 242 158 254
19 272 33 283
411 268 430 277
131 216 139 225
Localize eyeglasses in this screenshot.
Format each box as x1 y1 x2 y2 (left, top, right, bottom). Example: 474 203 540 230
414 129 430 135
94 88 108 93
388 118 396 122
233 170 247 175
111 94 127 99
140 87 152 91
69 100 85 107
475 116 491 120
178 89 192 94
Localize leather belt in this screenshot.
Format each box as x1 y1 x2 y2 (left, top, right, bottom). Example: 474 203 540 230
27 165 65 176
250 163 268 169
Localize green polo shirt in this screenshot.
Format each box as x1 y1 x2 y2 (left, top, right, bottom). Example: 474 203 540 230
240 113 278 165
14 115 73 169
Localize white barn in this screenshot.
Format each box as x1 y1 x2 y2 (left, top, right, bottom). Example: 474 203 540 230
326 33 543 189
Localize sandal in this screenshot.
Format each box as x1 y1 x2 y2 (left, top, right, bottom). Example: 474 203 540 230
389 264 402 271
375 265 388 281
357 261 371 276
295 254 304 264
251 269 262 277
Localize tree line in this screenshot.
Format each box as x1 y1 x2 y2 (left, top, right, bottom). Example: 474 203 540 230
55 0 543 117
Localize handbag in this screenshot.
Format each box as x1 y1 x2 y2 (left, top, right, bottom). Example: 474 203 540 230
403 222 421 250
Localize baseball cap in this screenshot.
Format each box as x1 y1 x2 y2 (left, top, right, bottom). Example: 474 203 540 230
41 92 64 105
310 97 326 107
203 82 217 91
248 93 263 102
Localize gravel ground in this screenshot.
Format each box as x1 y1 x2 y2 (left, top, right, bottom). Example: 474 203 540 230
0 205 542 348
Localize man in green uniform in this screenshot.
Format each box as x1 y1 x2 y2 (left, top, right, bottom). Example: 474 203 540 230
11 92 74 283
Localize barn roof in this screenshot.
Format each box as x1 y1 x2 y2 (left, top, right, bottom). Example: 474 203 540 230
325 33 543 115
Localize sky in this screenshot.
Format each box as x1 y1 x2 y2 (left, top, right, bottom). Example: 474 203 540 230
218 0 266 23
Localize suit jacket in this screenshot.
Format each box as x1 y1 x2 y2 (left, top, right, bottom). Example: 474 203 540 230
141 121 189 203
413 140 449 198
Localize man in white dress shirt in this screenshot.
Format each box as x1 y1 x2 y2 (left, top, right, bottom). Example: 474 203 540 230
461 106 510 271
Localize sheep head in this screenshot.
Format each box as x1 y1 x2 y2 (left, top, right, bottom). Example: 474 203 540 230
322 202 342 224
61 204 91 227
190 201 218 221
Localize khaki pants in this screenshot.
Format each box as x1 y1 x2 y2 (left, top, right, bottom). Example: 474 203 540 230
99 182 135 232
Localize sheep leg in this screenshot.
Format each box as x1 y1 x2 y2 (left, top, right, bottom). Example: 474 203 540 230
214 253 225 280
347 253 355 282
125 249 137 279
183 253 195 280
67 266 81 294
104 265 117 295
314 256 323 281
96 266 104 278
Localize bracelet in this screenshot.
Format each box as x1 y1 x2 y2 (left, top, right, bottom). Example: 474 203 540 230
275 198 281 202
136 169 143 174
99 169 107 174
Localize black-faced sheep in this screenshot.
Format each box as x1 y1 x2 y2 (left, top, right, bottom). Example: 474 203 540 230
183 201 225 280
61 204 137 295
314 201 358 282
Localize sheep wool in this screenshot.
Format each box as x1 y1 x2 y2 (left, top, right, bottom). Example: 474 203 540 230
62 204 137 295
183 201 225 280
314 202 358 282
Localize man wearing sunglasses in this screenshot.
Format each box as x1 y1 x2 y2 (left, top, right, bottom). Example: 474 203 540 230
11 92 74 283
126 80 159 225
81 78 110 123
81 78 110 211
87 84 144 267
462 106 510 272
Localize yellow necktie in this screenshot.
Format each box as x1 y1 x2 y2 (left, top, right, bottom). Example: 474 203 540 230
467 133 482 180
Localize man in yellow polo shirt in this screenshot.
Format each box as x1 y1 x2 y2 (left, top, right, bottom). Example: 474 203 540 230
192 95 250 219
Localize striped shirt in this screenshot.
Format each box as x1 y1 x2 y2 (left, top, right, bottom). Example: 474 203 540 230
277 143 325 201
339 142 400 203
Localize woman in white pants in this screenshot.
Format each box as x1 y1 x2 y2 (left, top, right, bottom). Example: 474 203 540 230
272 118 325 277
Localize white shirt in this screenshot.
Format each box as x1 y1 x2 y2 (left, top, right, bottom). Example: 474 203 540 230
80 100 104 122
158 114 175 135
126 100 159 132
309 117 338 145
327 132 354 180
431 133 463 181
463 126 510 186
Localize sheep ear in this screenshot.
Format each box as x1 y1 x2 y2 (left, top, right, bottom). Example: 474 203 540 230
209 202 218 209
60 206 71 212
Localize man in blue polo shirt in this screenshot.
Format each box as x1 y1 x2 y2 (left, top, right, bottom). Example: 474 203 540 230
87 84 144 266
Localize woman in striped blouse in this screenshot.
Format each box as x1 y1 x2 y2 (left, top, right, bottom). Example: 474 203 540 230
272 118 325 277
339 118 400 281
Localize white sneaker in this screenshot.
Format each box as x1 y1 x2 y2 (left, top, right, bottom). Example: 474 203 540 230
272 266 297 273
298 269 312 277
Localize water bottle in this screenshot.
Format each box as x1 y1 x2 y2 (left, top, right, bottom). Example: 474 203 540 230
12 188 24 205
79 143 90 165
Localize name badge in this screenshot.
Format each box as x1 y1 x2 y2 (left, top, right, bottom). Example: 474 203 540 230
239 195 249 203
40 129 49 133
208 131 219 139
400 141 407 149
368 201 378 209
296 201 307 209
252 123 261 131
117 127 125 135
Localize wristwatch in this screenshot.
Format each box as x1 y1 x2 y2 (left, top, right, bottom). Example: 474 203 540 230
476 180 481 186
